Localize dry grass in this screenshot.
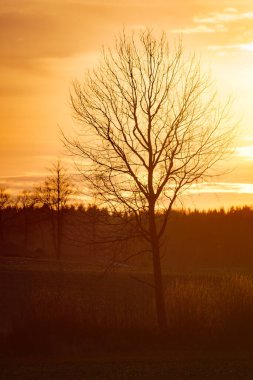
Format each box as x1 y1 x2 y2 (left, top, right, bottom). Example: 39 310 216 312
2 263 253 354
166 274 253 342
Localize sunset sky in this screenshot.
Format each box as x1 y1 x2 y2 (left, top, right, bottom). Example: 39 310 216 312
1 0 253 209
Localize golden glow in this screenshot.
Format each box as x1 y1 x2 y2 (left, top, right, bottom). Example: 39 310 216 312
236 146 253 161
188 182 253 195
1 0 253 208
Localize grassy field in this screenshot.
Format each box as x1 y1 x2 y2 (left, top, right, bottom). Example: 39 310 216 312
3 357 253 380
2 351 253 379
2 257 253 378
2 257 253 349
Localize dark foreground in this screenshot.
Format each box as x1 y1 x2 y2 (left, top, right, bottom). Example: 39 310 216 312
2 257 253 379
2 352 253 380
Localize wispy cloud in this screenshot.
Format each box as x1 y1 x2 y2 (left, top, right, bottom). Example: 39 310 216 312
2 175 253 198
0 0 191 70
187 182 253 195
208 41 253 53
188 7 253 53
0 174 46 194
172 24 227 34
236 145 253 160
194 8 253 24
171 7 253 35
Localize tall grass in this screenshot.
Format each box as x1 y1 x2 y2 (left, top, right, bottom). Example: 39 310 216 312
166 274 253 342
2 270 253 353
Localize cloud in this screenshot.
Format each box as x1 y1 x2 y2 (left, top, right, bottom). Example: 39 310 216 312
187 182 253 195
208 41 253 53
170 7 253 41
172 24 227 34
194 9 253 24
236 145 253 160
189 7 253 53
3 176 253 197
224 8 237 13
0 0 222 70
0 174 46 194
1 1 252 71
0 6 101 65
0 1 172 57
240 42 253 51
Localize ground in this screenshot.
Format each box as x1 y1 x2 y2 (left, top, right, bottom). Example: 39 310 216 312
2 351 253 379
2 256 253 379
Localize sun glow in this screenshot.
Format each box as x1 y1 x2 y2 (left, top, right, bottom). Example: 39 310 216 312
187 182 253 195
1 1 253 209
236 146 253 161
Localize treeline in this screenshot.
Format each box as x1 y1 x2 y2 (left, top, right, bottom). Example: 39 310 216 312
0 197 135 265
164 207 253 269
0 160 143 265
1 170 253 270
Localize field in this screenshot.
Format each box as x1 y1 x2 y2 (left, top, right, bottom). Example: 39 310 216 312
3 353 253 379
2 257 253 379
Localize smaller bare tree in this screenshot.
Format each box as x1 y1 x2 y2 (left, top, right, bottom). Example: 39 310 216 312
36 161 74 259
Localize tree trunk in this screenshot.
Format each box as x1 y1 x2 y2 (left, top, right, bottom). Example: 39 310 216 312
0 211 3 245
50 210 57 258
24 211 28 251
92 216 97 258
56 210 62 260
149 205 168 335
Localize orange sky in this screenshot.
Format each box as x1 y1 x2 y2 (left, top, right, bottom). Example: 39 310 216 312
1 0 253 209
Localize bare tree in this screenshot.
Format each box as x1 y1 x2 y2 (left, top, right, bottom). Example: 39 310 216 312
36 161 74 259
65 30 233 334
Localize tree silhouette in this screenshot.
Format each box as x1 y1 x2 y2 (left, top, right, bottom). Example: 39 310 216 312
66 30 233 334
0 187 11 245
16 189 36 251
36 161 74 259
